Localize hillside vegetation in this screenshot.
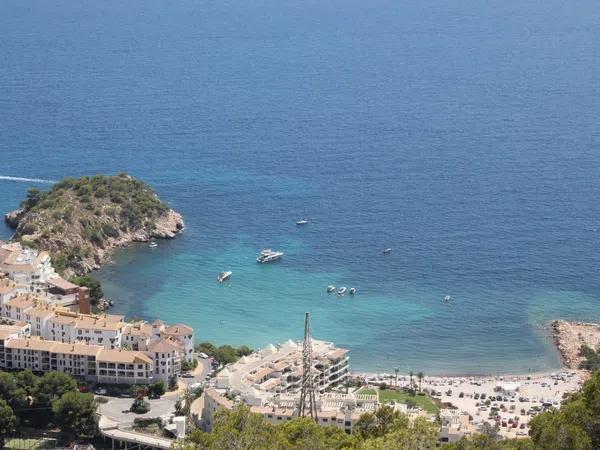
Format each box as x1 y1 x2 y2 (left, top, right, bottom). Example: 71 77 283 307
6 174 184 277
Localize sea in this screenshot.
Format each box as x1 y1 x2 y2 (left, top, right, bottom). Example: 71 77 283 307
1 0 600 375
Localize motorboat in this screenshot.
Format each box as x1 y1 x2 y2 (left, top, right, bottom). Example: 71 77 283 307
444 295 452 303
349 287 356 295
257 249 284 263
217 271 232 283
383 247 392 254
338 286 347 295
296 219 309 225
327 285 336 293
148 241 158 248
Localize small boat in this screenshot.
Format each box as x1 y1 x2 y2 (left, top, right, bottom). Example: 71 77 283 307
217 271 232 283
148 242 158 248
327 285 336 293
296 219 309 226
338 287 347 295
349 287 356 295
257 249 284 263
383 248 392 254
444 295 452 303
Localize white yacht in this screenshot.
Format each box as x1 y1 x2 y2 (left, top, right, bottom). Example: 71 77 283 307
257 249 284 263
148 241 158 248
296 219 309 225
349 287 356 295
383 247 392 254
327 285 336 293
444 295 452 303
338 286 347 295
217 271 232 283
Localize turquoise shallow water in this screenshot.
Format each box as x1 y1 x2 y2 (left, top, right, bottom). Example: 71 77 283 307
2 0 600 374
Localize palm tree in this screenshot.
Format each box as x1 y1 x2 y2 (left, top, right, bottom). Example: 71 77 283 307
409 371 414 390
417 371 424 392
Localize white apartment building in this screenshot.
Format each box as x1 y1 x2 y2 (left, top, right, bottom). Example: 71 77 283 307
2 336 155 385
145 337 183 382
202 339 356 432
2 295 126 348
0 243 57 284
161 323 194 361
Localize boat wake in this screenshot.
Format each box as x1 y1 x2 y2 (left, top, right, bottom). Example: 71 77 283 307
0 175 55 184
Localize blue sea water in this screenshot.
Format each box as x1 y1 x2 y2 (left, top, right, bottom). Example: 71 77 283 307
1 0 600 374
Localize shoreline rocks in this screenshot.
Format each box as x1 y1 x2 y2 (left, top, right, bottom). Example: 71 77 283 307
4 208 24 228
550 319 600 369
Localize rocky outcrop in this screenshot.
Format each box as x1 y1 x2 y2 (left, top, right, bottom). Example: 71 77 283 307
551 320 600 369
131 210 185 241
4 208 23 228
8 174 185 278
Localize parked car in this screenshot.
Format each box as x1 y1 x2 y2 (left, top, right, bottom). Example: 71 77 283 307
198 352 209 359
95 388 107 395
181 372 194 378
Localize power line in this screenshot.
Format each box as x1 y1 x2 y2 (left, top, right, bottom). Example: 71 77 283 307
298 312 318 421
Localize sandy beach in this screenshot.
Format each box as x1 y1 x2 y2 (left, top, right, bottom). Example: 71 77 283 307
348 319 600 438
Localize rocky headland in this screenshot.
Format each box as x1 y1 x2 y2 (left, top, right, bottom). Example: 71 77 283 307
551 319 600 371
4 173 184 279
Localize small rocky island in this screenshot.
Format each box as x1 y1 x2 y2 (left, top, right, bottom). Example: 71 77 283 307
4 173 184 278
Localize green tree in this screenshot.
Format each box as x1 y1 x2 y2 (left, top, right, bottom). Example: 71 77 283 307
0 371 28 409
71 274 104 305
215 345 240 365
15 369 38 397
21 187 43 210
148 381 165 398
417 371 424 392
209 403 281 449
36 371 77 406
278 416 353 450
52 391 97 437
578 345 600 371
354 405 409 439
409 371 414 390
0 398 17 447
444 435 534 449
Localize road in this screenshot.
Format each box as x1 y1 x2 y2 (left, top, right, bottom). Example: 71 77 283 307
98 396 177 425
181 356 213 388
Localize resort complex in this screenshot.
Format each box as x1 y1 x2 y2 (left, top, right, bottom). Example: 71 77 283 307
202 338 372 433
0 241 194 385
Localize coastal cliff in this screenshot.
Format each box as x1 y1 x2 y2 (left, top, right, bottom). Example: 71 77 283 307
4 173 184 278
